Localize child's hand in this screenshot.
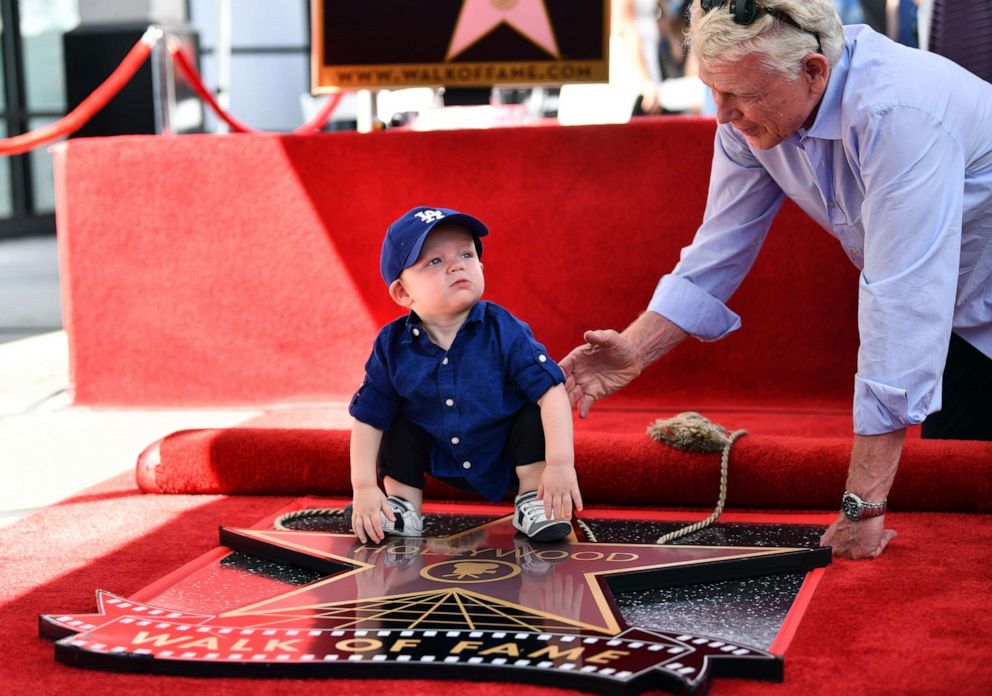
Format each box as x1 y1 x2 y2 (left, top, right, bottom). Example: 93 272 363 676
537 465 583 521
351 485 395 544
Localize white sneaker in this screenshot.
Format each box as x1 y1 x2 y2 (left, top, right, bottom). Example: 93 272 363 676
381 496 424 537
513 491 572 542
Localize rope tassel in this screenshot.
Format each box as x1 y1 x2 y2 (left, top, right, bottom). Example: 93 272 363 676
646 412 747 544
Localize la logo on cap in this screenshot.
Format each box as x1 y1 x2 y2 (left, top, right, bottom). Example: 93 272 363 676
414 210 446 224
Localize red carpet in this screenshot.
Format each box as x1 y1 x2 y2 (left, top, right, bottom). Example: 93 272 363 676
55 120 860 413
4 473 991 695
136 424 992 513
44 118 992 694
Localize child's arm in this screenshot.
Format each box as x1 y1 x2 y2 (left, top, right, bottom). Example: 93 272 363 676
536 383 583 521
350 419 394 544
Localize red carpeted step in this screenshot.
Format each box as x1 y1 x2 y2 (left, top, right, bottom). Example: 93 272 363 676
136 428 992 512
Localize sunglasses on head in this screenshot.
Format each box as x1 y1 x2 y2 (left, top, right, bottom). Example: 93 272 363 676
699 0 822 54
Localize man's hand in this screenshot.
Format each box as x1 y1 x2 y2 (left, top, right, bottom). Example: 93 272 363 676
560 329 642 418
351 485 394 544
820 514 897 560
537 465 583 521
560 313 688 418
824 429 905 560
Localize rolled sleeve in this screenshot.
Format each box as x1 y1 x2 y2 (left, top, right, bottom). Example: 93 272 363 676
648 273 742 340
650 124 784 342
349 377 398 430
504 320 565 403
853 374 938 435
348 334 401 430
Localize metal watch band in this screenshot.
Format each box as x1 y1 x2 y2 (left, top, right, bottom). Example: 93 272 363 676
842 491 887 521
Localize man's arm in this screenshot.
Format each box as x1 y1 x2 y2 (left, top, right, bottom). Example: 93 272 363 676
827 108 966 558
820 429 904 559
851 106 965 438
562 124 784 417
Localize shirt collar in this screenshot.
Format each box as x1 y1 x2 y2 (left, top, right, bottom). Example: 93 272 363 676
465 300 487 324
402 301 487 340
796 34 851 143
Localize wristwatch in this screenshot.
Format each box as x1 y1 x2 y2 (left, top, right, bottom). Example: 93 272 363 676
841 491 887 521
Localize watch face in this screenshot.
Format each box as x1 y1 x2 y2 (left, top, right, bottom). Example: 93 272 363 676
842 494 861 521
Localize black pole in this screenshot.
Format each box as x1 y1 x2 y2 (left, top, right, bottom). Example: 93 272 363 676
0 0 36 219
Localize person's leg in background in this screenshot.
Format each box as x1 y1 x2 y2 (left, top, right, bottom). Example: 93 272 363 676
922 333 992 440
859 0 888 32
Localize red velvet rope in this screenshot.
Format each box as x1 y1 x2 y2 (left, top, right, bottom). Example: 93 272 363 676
0 28 159 156
294 91 344 134
169 42 257 133
168 39 343 134
0 26 343 158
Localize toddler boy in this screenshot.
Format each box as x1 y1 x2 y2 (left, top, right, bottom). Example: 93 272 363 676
349 206 582 544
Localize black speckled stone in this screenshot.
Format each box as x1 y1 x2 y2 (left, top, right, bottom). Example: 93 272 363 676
220 552 324 584
577 518 825 548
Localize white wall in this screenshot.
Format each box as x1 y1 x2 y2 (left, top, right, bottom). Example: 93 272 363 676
189 0 310 132
78 0 185 23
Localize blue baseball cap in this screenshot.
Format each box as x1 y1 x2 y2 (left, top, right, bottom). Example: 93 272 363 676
380 206 489 285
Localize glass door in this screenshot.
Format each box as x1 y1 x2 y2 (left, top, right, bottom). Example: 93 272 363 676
0 0 80 238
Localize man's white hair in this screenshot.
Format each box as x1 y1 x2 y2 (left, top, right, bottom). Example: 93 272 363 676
689 0 844 77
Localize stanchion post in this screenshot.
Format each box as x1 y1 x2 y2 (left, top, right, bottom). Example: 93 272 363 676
150 26 175 135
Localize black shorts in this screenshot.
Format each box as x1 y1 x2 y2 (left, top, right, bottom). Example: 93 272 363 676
378 403 545 494
921 333 992 441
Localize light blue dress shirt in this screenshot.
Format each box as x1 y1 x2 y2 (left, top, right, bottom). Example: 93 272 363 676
649 25 992 435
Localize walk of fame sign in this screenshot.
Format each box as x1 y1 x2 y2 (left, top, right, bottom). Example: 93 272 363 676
41 508 831 694
311 1 609 91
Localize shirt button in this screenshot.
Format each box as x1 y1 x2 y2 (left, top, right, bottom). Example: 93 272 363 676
462 461 472 469
445 398 454 407
412 328 420 337
538 354 547 363
828 201 836 209
442 357 449 365
451 436 460 445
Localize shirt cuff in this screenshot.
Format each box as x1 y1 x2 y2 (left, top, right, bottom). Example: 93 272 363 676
348 381 396 431
648 274 742 341
852 374 935 435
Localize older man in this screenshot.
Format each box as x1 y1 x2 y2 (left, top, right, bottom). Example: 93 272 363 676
561 0 992 560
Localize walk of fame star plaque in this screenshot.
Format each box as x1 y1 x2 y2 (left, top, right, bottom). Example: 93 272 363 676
40 503 831 694
311 1 609 91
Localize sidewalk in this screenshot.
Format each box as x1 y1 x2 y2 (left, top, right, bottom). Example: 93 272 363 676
0 330 276 528
0 237 285 528
0 236 62 345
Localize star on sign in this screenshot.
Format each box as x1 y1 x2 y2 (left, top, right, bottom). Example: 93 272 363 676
447 0 560 60
213 517 824 635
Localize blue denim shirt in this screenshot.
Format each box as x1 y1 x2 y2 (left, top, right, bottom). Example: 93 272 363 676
650 25 992 435
349 301 565 501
